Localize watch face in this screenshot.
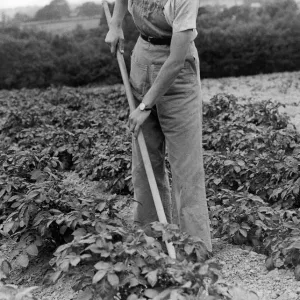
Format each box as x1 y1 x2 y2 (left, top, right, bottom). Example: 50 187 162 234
140 103 145 111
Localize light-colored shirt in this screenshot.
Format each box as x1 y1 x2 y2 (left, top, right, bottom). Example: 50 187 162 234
128 0 199 40
163 0 199 39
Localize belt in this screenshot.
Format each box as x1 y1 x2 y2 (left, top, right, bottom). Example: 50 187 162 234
141 34 172 46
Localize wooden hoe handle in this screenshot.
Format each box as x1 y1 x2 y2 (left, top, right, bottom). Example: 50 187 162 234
103 1 176 259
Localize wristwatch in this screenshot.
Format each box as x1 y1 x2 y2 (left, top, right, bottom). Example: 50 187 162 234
139 103 152 111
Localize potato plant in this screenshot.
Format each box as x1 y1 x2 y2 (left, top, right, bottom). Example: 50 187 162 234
0 86 299 297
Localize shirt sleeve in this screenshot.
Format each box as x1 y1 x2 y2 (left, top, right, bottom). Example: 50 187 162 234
172 0 199 33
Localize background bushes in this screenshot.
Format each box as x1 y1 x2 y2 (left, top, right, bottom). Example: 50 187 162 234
197 0 300 77
0 0 300 89
0 25 123 89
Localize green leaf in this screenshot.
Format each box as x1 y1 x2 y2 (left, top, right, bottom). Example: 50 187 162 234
3 221 14 234
96 202 106 212
224 160 234 166
27 191 40 200
184 244 195 255
230 223 240 235
255 220 268 230
144 289 159 299
92 270 107 284
144 235 156 246
213 178 222 185
241 223 251 231
146 270 158 287
182 281 192 288
26 244 38 256
274 258 284 268
50 270 62 283
151 223 164 232
60 260 70 272
107 272 119 287
287 241 300 250
85 244 101 254
199 264 209 276
79 237 96 244
234 166 241 173
80 254 92 260
113 262 125 272
293 186 299 195
16 254 29 268
135 257 146 268
125 248 136 255
0 270 7 280
1 261 11 276
11 202 21 209
30 170 44 181
70 257 81 267
129 278 139 288
127 295 138 300
94 261 111 271
72 228 87 237
239 228 248 238
55 243 71 253
237 160 245 167
154 289 172 300
0 189 6 199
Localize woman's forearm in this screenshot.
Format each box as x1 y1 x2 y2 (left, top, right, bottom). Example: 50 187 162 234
111 0 128 28
143 58 183 107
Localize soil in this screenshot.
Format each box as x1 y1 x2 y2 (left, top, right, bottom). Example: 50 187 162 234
2 71 300 300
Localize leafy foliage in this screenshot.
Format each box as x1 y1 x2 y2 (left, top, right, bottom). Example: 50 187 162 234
0 25 124 89
0 87 133 278
0 253 37 299
197 0 300 77
0 86 266 298
49 221 228 299
203 94 300 207
203 94 300 275
1 85 300 295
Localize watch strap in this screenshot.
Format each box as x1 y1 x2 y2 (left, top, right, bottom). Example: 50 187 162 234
139 103 152 111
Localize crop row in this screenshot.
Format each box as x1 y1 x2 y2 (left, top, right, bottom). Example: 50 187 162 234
1 87 300 298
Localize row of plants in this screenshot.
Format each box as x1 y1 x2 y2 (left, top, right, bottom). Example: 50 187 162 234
0 86 132 194
0 86 300 298
203 94 300 276
0 149 254 297
0 87 250 299
203 95 300 207
3 88 298 206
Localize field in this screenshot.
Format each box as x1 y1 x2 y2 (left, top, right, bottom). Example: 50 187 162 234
1 71 300 300
20 16 102 34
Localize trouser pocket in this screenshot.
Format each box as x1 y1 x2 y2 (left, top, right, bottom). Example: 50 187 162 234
129 56 148 101
151 60 197 97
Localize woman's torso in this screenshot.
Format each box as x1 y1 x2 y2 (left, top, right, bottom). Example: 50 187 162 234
128 0 172 38
128 0 201 100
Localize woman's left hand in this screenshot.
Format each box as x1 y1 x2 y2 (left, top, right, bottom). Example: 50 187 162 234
129 107 151 139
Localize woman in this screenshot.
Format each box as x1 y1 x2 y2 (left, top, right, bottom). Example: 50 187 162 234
105 0 212 252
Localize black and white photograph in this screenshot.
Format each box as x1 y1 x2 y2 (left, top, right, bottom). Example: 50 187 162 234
0 0 300 299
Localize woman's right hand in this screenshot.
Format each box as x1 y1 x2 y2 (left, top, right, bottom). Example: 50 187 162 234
105 25 125 56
